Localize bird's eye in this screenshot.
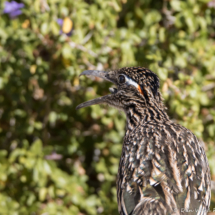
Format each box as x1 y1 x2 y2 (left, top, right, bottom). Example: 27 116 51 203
118 75 126 84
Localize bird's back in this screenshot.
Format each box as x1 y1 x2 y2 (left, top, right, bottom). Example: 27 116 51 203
117 120 211 215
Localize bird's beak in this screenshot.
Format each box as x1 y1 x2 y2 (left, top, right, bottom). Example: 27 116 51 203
76 70 116 110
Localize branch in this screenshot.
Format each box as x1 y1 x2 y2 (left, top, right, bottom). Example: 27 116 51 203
69 41 98 58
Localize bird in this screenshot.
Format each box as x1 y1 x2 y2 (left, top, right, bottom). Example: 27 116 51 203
76 67 211 215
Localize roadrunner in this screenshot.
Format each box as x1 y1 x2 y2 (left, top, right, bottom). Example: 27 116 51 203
76 67 211 215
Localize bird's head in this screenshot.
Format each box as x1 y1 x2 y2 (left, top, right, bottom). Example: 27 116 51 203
76 67 165 112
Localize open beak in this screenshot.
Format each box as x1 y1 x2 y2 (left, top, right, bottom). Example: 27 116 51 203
76 70 117 110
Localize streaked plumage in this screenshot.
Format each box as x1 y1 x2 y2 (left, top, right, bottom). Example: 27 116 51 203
77 67 211 215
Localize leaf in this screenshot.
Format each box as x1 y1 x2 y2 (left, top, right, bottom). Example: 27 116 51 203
170 0 182 11
41 22 49 35
62 44 72 59
30 139 43 155
39 188 47 201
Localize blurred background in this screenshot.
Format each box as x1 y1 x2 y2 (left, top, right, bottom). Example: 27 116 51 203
1 0 215 214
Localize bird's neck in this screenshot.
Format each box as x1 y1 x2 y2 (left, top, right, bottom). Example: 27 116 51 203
125 103 169 130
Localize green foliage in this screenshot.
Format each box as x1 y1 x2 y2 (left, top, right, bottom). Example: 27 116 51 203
1 0 215 214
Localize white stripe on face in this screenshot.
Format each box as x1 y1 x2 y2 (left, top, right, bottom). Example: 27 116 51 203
125 76 139 88
119 74 143 95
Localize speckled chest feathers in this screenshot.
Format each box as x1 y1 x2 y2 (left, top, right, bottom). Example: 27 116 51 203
76 67 211 215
